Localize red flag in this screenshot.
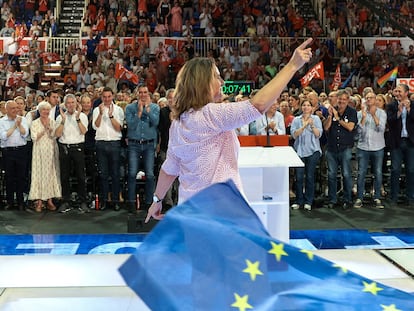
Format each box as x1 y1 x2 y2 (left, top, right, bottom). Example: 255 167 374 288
330 64 341 91
15 45 30 56
115 63 139 85
15 24 25 42
300 61 325 87
39 52 61 63
6 72 23 87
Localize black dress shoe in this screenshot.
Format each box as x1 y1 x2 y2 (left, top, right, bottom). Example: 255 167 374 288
326 202 336 209
99 201 107 211
127 202 136 214
4 204 12 211
58 202 73 213
342 202 352 210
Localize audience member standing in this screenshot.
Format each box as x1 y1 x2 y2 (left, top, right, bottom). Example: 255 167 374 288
125 84 160 212
257 101 286 135
290 100 323 211
386 84 414 205
28 101 61 212
324 89 357 210
92 87 124 211
170 1 182 36
55 94 89 213
354 91 387 209
0 100 29 210
81 94 97 194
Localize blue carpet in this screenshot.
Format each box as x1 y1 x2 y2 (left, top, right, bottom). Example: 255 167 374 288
1 229 414 255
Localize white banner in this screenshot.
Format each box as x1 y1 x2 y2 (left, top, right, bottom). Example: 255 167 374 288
396 78 414 93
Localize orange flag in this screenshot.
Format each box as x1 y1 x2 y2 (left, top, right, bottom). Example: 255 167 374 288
115 63 139 85
300 61 325 87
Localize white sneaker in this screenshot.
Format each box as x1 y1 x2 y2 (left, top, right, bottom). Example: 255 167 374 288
291 204 300 210
304 204 312 211
374 199 384 209
353 199 363 208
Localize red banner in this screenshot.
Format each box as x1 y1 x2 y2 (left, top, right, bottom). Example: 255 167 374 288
300 61 325 87
115 63 139 85
39 52 61 63
15 45 30 56
330 64 341 91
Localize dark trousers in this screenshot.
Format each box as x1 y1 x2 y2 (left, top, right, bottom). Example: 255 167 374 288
95 140 121 203
59 143 87 203
2 146 28 205
127 141 155 205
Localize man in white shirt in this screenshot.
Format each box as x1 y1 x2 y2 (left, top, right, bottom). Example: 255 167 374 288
257 102 286 135
91 66 105 88
71 48 85 74
0 100 29 210
92 87 125 211
55 94 89 213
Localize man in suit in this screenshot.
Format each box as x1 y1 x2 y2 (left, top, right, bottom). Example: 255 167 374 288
386 83 414 205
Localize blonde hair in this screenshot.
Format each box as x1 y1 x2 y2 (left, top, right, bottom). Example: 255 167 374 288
173 57 215 119
376 93 388 109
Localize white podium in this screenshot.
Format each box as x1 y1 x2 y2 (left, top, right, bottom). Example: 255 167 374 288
238 146 303 242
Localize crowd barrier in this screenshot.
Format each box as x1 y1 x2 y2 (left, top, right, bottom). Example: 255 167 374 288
1 36 414 61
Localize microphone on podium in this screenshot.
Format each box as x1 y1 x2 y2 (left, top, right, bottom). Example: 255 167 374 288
265 116 272 148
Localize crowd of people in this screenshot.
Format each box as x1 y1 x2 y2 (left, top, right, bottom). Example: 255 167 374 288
0 85 176 213
0 1 413 214
0 72 413 215
2 0 414 101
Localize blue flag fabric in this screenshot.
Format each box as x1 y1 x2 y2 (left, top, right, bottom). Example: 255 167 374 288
119 180 414 311
340 69 357 89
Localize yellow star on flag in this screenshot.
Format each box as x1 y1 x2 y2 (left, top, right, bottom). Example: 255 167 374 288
300 249 314 260
381 304 402 311
333 263 348 274
231 293 253 311
242 259 263 281
268 241 288 261
362 281 383 295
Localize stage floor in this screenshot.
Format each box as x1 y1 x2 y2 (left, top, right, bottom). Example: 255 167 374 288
0 200 413 310
0 249 413 311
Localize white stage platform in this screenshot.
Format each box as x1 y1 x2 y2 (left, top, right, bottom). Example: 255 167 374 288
0 249 413 310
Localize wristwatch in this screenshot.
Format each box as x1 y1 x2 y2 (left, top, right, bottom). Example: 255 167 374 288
153 194 162 203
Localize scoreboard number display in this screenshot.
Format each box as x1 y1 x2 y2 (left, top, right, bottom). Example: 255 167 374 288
221 81 255 95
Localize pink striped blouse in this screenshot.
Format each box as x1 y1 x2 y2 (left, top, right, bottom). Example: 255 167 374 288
162 100 261 203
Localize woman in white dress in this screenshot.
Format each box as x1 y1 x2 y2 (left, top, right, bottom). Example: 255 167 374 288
28 101 61 212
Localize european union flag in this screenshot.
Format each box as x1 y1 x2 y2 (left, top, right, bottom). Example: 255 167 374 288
119 180 414 310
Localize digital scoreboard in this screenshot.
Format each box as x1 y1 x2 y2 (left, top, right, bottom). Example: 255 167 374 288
221 80 255 96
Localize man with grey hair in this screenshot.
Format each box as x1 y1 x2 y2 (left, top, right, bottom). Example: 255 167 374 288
0 100 29 210
55 93 89 213
324 89 358 209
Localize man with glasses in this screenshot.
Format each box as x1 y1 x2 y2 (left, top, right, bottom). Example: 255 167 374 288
323 89 357 209
353 92 387 209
